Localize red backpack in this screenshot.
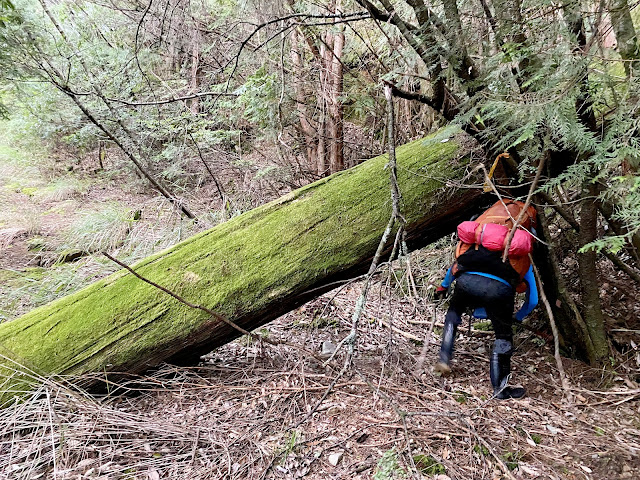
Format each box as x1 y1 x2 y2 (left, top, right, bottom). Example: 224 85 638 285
453 200 537 289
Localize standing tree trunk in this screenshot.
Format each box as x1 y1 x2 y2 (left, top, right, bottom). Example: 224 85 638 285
189 26 202 114
290 28 318 173
328 0 345 173
563 1 597 131
316 5 334 176
609 0 640 75
577 181 610 363
286 0 345 176
534 206 595 360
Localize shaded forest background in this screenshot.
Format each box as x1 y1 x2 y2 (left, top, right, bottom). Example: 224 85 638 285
1 0 640 478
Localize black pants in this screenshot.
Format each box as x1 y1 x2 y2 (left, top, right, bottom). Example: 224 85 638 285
445 273 515 341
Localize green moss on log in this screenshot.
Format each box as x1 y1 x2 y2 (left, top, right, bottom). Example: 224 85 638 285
0 132 482 403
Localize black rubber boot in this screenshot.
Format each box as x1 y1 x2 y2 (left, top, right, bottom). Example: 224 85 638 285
434 320 457 375
490 339 526 399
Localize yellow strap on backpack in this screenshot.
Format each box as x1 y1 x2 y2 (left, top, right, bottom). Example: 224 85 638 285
483 152 509 192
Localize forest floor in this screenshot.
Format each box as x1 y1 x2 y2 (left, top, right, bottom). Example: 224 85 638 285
1 131 640 479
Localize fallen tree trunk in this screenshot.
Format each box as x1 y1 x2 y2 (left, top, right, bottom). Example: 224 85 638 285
0 131 485 403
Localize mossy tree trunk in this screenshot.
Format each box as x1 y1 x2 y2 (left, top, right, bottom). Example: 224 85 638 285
0 132 486 403
535 190 611 365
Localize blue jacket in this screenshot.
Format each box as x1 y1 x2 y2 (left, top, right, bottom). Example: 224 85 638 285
440 265 538 321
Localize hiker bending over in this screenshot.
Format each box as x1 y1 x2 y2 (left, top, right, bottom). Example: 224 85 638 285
434 200 539 400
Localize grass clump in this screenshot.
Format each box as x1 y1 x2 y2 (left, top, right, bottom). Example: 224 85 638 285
61 203 133 253
0 259 116 322
502 451 524 471
279 430 300 464
474 321 493 331
26 236 46 251
454 390 470 404
474 444 490 456
36 176 88 202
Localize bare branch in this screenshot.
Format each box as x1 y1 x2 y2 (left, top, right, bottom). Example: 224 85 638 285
530 255 573 403
502 152 546 262
103 252 254 339
107 91 239 106
384 80 439 111
226 10 370 87
101 253 339 372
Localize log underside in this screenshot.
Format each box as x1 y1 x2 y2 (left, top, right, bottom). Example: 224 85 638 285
0 130 488 403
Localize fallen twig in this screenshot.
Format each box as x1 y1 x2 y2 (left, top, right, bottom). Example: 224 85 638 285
529 255 573 403
102 252 337 370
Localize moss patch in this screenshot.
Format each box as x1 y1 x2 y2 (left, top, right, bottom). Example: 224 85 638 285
474 321 493 331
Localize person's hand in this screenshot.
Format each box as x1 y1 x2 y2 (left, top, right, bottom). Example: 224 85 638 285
434 285 448 301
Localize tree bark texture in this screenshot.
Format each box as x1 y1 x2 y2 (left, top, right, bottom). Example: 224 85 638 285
328 0 345 173
577 181 610 363
0 132 485 403
608 0 640 75
563 2 597 132
290 28 317 172
533 206 594 359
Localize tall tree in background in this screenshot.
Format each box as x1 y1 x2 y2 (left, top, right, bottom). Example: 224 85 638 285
0 0 17 117
287 0 345 176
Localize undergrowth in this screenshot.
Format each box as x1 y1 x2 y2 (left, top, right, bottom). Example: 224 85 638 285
0 124 211 323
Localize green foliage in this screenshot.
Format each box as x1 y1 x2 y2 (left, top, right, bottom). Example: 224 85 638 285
453 390 470 404
36 176 88 203
0 95 8 120
440 2 640 260
2 82 88 145
473 444 489 456
374 449 406 480
502 451 524 471
237 67 279 132
0 259 117 322
344 76 380 124
474 321 493 331
412 454 445 475
0 0 16 32
578 235 628 255
0 0 19 116
279 430 300 464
